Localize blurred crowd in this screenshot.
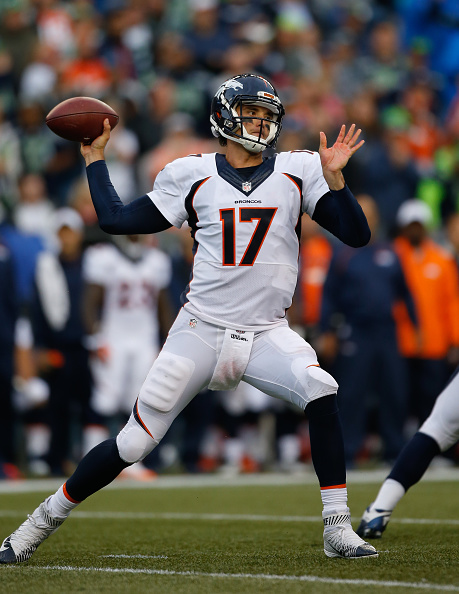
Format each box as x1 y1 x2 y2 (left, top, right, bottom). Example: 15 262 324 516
1 0 459 479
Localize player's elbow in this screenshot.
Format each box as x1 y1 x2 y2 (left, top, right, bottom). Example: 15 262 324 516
344 225 371 248
98 219 123 235
355 226 371 247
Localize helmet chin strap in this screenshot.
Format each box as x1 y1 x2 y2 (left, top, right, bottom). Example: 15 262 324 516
233 121 272 153
239 137 265 153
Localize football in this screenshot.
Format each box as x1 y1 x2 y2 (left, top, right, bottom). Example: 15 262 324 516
45 97 119 144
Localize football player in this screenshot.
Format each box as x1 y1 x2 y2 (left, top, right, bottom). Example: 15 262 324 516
357 365 459 539
81 234 172 479
0 74 377 562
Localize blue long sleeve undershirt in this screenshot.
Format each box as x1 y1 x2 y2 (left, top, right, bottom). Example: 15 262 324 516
86 160 370 247
312 186 371 247
86 161 172 234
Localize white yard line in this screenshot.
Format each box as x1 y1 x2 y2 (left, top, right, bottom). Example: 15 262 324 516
101 554 168 559
0 509 458 526
3 565 459 591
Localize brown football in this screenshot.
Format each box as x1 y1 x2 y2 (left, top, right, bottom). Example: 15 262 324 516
45 97 119 144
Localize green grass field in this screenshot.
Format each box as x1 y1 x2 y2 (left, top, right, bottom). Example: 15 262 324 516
0 472 458 593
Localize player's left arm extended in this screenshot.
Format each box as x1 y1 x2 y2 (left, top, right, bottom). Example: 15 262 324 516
86 160 172 235
312 187 370 248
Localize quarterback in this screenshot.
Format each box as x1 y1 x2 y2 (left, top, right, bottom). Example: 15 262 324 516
0 74 377 561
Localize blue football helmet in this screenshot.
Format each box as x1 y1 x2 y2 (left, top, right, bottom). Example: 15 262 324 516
210 73 285 153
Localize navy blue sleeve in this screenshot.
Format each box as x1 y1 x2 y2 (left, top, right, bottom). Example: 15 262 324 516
312 186 371 248
86 160 173 235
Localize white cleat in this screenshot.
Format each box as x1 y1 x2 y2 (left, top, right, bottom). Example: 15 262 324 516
0 498 64 564
357 503 392 539
323 509 378 559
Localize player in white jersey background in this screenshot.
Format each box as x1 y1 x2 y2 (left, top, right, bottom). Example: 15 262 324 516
1 73 377 562
81 234 172 479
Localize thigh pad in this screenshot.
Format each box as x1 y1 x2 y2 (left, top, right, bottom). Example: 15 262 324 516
139 351 195 413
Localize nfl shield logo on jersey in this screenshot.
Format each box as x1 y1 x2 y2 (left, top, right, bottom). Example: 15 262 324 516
188 318 198 328
242 181 251 192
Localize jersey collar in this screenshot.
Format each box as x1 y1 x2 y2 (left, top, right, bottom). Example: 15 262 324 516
215 153 276 196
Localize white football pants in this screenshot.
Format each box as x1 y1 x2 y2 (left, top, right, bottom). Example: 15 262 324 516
116 308 338 463
419 367 459 451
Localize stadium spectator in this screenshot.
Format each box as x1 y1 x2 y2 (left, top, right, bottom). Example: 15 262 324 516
318 194 417 466
0 1 38 89
34 0 76 60
184 0 235 74
0 98 21 209
348 124 421 238
58 19 113 97
393 199 459 427
387 79 444 177
356 19 410 108
125 77 180 156
397 0 459 105
0 198 45 309
13 173 56 249
19 41 59 102
0 46 17 121
98 4 137 87
29 207 91 476
16 98 82 205
286 75 346 145
118 3 155 80
415 93 459 225
0 232 20 479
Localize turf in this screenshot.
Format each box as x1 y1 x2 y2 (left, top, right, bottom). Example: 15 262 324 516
0 477 458 593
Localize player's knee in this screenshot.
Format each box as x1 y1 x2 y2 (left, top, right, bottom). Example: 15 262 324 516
140 351 195 413
420 415 459 452
116 421 157 464
293 362 338 401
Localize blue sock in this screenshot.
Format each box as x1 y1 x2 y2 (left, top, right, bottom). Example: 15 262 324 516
388 432 440 492
65 438 130 502
306 394 346 488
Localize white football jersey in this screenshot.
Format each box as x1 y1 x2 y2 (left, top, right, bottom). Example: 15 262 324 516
83 243 172 345
148 151 329 330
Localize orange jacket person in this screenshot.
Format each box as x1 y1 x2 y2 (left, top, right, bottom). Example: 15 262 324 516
393 199 459 422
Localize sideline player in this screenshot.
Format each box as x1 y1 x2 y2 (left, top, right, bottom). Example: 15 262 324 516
0 74 377 562
81 234 172 479
357 365 459 538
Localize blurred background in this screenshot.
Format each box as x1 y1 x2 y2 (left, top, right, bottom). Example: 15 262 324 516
1 0 459 480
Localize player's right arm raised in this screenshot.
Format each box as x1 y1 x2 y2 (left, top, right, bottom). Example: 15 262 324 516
80 119 172 235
